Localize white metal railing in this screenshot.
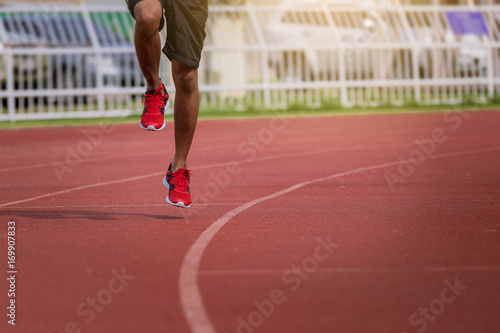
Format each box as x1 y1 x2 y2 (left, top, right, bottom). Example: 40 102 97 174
1 2 499 121
0 4 142 121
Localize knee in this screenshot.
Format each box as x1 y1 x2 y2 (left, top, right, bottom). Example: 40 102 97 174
134 2 162 33
173 67 198 93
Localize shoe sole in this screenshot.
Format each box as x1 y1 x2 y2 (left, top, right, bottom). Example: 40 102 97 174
139 99 170 131
163 176 191 208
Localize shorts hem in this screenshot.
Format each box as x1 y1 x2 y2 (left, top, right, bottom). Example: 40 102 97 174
163 48 201 69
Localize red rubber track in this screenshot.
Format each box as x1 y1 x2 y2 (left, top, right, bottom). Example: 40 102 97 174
0 111 499 333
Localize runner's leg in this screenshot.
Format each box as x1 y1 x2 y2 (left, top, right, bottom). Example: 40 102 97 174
133 0 164 92
170 59 199 171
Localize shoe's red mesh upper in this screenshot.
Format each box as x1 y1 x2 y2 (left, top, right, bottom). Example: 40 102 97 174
167 168 191 206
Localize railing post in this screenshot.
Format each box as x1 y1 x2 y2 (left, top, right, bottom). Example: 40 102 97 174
397 3 421 104
321 1 347 107
0 15 15 121
246 0 271 109
80 2 104 114
6 48 15 122
481 10 495 99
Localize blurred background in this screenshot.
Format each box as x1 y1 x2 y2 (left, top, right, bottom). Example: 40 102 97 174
1 0 500 121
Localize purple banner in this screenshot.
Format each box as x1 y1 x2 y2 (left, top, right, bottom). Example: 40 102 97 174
445 11 490 36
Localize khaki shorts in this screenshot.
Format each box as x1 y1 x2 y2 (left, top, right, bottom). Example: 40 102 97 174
126 0 208 68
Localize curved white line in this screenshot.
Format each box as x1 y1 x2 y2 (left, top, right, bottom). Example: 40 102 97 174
179 146 500 333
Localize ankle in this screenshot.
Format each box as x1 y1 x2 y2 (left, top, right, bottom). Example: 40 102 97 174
170 161 187 172
146 78 162 92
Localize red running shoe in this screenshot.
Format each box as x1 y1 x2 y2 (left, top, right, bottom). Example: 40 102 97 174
163 165 192 208
140 83 169 131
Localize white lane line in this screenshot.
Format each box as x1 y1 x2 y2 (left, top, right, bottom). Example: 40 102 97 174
0 142 410 209
0 151 158 173
0 162 59 173
0 139 356 173
0 141 243 173
2 203 244 209
178 146 500 333
0 172 163 208
198 266 500 276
